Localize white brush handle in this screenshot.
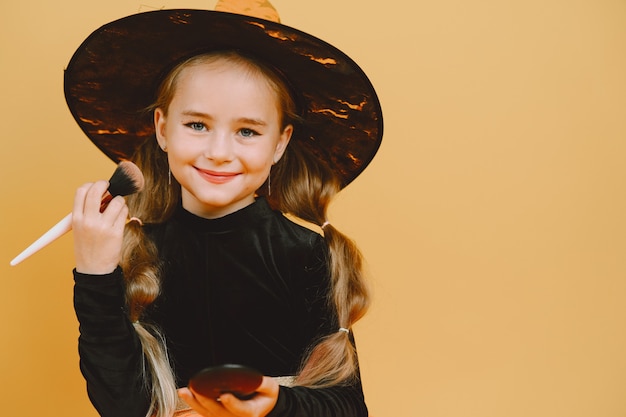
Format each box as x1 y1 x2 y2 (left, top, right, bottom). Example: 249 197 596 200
10 213 73 266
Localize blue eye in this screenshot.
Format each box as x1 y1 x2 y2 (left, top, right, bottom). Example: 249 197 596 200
239 128 258 138
187 122 206 131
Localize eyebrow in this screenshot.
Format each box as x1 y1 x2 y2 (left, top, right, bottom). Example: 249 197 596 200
181 110 267 126
237 117 267 126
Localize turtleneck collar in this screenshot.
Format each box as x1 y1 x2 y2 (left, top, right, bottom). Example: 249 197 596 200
173 197 274 234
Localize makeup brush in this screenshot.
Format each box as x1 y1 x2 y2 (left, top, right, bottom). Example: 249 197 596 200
10 161 145 266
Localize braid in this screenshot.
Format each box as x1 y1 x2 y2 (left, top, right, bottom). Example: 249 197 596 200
271 142 370 387
120 139 180 417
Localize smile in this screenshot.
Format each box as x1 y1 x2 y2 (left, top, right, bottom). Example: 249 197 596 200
195 167 239 184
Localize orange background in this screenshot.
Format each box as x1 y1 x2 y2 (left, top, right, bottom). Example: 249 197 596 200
2 1 626 416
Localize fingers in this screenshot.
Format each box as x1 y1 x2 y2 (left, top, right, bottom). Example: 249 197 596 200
219 377 279 417
178 387 227 416
177 387 196 408
106 195 130 226
73 181 128 224
84 180 111 214
72 181 129 275
73 182 92 220
177 377 279 417
255 376 280 397
73 181 108 217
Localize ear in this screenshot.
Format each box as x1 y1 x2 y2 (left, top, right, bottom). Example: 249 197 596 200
273 124 293 163
154 108 168 151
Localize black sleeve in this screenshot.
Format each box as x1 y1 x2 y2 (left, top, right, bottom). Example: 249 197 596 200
268 364 368 417
73 268 151 417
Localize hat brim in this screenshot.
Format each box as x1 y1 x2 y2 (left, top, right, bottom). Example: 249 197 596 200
64 9 383 188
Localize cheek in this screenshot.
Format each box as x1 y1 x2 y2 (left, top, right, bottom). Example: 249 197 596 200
167 136 201 160
243 148 274 172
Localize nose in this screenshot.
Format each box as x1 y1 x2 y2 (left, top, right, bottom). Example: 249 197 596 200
203 130 233 162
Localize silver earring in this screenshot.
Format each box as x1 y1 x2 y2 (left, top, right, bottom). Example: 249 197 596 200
168 166 172 185
267 171 271 196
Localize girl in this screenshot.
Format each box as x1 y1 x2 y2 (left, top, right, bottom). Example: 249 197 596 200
67 6 382 417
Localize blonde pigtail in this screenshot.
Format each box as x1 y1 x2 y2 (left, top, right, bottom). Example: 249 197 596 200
118 139 181 417
272 143 370 387
295 221 370 387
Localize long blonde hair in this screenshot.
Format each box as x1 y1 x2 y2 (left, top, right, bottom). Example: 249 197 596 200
121 51 370 417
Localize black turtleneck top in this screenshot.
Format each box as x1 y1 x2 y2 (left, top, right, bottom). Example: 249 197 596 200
73 198 367 417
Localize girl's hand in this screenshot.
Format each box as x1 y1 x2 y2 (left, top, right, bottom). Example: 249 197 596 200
72 180 128 275
177 376 279 417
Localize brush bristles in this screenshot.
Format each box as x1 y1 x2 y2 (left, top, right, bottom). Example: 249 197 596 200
108 161 145 197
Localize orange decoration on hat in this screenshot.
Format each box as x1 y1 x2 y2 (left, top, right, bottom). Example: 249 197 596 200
215 0 280 22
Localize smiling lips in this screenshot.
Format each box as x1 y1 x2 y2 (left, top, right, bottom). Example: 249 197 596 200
195 167 239 184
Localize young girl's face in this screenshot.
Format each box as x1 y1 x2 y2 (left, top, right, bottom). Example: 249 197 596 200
155 59 292 219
